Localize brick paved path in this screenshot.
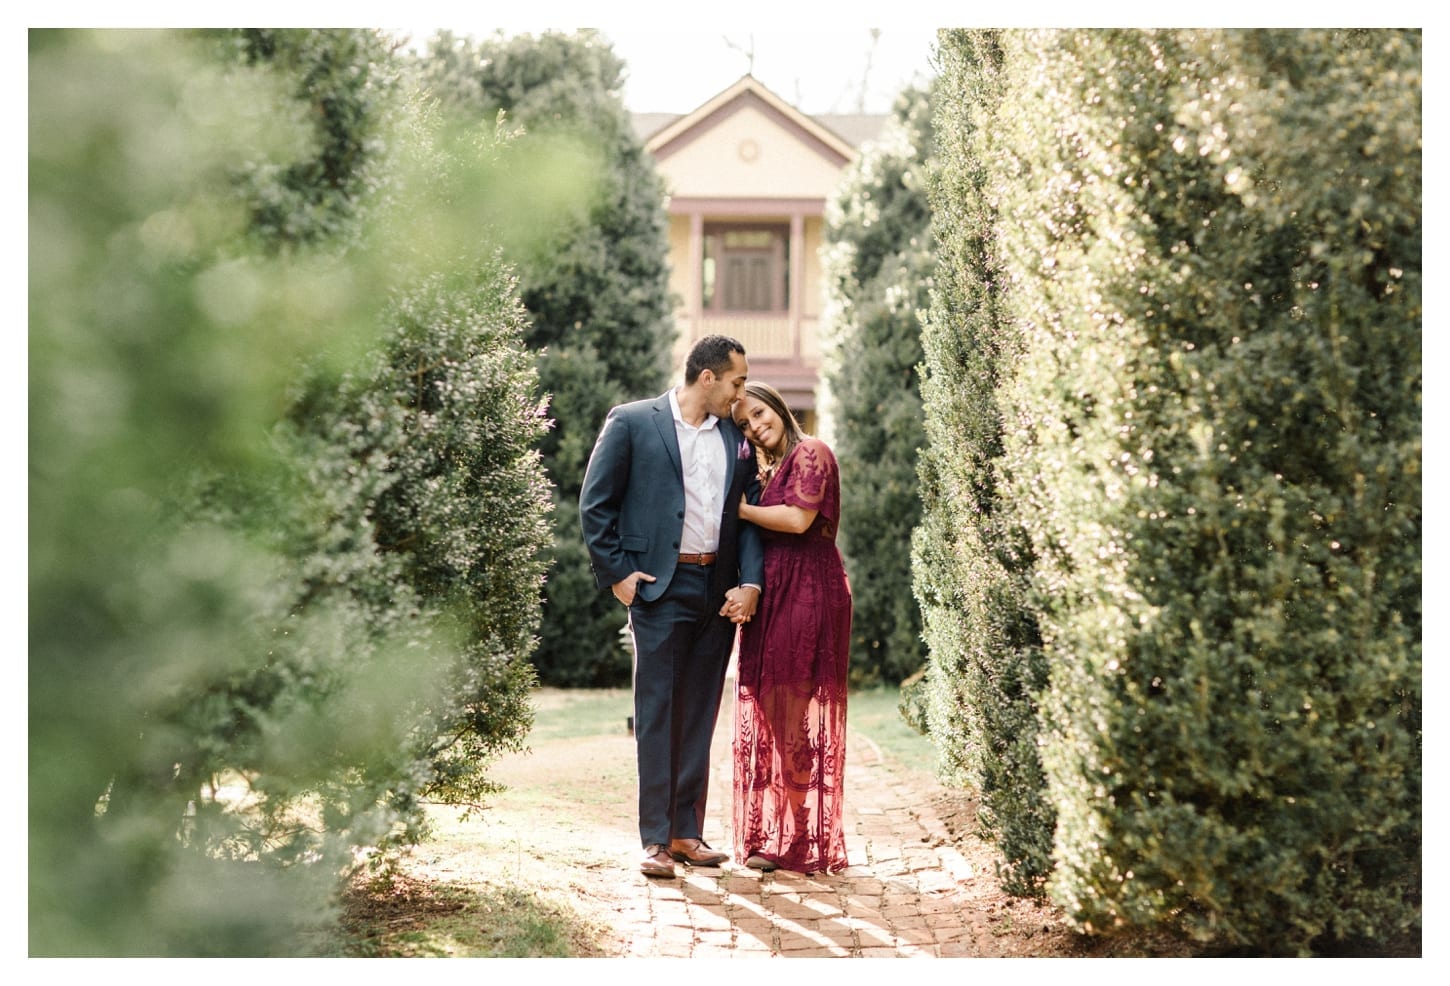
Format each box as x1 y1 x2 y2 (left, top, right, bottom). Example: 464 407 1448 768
611 701 1010 958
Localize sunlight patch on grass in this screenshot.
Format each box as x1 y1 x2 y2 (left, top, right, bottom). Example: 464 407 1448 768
525 687 634 742
524 684 939 783
847 686 940 780
340 873 611 957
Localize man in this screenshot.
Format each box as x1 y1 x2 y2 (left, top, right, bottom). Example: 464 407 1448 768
580 335 764 878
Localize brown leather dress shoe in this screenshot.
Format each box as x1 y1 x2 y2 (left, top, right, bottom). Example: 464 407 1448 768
640 844 676 878
668 838 729 866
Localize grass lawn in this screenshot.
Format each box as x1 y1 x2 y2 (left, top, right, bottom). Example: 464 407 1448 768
846 685 938 779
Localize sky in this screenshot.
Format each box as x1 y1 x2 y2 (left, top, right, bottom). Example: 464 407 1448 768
374 1 1430 116
394 24 941 116
384 2 954 117
611 28 937 115
27 2 1429 115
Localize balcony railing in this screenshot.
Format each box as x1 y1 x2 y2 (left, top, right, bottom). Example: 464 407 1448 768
673 313 819 362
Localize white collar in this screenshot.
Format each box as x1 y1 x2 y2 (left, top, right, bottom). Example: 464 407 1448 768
669 387 718 431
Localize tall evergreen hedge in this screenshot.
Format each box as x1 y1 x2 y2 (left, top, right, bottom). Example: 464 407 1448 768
411 30 676 686
922 28 1420 952
913 29 1055 896
825 85 935 687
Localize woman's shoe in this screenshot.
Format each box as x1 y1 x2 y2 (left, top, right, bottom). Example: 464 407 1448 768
745 853 779 872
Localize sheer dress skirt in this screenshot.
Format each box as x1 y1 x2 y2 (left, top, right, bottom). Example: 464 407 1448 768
731 438 852 874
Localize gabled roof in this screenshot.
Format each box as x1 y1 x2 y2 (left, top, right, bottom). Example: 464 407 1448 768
633 109 890 150
641 75 866 164
813 113 892 148
632 112 683 143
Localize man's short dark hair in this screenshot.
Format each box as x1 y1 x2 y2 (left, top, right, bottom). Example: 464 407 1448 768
684 334 746 384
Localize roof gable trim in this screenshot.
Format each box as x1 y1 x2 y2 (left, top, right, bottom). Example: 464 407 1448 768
644 75 856 165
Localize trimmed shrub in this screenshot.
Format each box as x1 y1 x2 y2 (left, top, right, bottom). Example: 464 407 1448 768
913 29 1055 895
979 28 1421 951
277 267 552 812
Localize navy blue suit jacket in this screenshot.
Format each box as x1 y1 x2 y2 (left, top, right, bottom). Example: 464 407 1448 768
580 391 764 604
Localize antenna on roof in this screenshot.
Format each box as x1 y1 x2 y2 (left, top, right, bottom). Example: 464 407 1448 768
857 28 881 114
724 32 755 76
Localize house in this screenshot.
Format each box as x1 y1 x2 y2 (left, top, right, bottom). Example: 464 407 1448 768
634 76 888 434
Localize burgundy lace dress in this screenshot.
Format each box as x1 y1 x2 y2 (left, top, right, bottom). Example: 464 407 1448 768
732 438 852 873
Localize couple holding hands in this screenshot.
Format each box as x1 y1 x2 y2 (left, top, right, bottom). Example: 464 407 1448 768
580 334 853 878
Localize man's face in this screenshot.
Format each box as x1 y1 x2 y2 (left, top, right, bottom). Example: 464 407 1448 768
705 352 749 418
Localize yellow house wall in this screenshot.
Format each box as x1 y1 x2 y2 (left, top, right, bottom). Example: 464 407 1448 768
666 216 692 311
801 217 825 319
657 103 845 200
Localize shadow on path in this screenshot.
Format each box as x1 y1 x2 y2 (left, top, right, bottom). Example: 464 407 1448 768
612 685 1069 958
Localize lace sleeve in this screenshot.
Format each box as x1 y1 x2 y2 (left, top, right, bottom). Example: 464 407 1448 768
779 439 840 525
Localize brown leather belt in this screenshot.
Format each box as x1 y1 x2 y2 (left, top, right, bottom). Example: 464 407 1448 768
678 552 717 566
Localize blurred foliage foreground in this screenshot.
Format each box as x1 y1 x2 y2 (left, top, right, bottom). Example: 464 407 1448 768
28 28 602 954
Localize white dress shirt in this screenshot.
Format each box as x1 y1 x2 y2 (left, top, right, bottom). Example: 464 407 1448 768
669 388 726 554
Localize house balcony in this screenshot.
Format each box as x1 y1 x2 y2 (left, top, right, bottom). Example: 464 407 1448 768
674 312 822 412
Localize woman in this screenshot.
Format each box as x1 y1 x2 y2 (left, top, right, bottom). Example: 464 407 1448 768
730 381 852 874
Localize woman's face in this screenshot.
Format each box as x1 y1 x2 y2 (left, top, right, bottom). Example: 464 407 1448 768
733 394 785 454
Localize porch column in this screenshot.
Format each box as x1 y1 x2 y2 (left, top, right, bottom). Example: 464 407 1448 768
688 212 704 344
790 212 804 360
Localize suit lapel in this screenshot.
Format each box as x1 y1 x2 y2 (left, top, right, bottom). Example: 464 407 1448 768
719 421 738 495
651 393 682 476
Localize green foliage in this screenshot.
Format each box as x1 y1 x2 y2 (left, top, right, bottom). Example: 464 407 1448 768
276 266 551 812
410 30 676 686
825 85 935 686
30 28 566 955
912 29 1055 896
30 29 338 955
924 27 1421 951
213 28 402 251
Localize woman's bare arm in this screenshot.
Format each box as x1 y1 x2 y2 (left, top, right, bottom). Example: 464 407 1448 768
739 497 818 534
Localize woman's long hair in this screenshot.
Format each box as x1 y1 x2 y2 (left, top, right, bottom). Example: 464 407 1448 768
740 380 807 478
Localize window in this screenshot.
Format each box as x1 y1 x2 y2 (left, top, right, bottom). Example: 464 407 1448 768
703 224 789 313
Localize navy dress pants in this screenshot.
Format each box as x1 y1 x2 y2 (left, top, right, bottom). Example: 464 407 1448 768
627 563 735 849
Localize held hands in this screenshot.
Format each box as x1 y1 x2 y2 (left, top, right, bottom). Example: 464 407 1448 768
615 571 757 623
720 585 761 625
611 571 657 606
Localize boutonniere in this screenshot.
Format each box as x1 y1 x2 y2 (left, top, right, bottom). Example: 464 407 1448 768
738 438 753 460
